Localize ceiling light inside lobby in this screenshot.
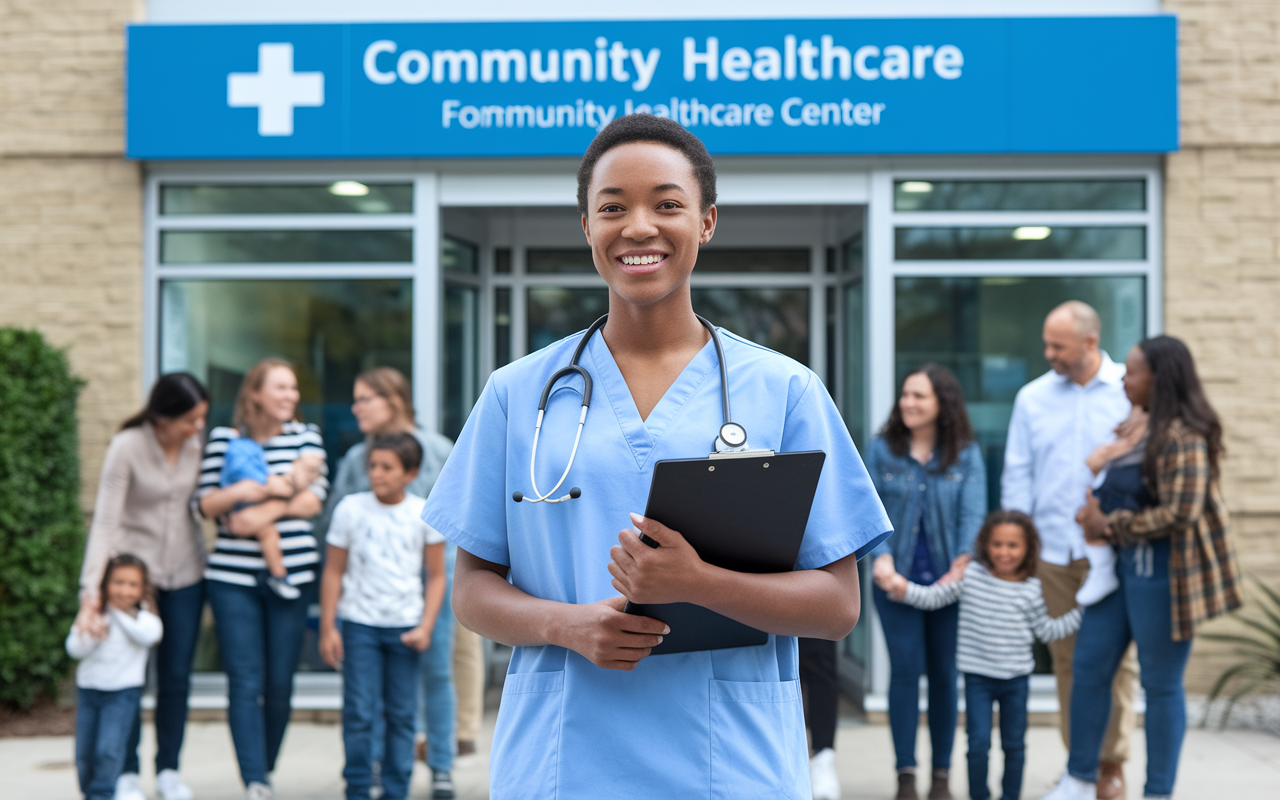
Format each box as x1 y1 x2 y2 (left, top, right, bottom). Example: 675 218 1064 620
329 181 370 196
1013 226 1051 240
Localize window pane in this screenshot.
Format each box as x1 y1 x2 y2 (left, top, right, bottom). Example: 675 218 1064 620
527 287 609 352
160 230 413 264
443 236 478 274
696 249 809 273
528 249 595 273
494 247 512 274
160 183 413 215
691 287 809 365
443 284 480 440
894 180 1146 211
494 287 512 368
895 226 1145 260
894 275 1146 515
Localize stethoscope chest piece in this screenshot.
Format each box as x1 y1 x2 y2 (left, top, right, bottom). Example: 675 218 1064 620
716 422 748 452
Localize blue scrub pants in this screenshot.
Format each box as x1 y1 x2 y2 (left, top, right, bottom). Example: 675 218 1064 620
964 673 1029 800
341 621 420 800
123 580 205 776
207 576 308 787
1067 538 1192 798
76 686 142 800
873 586 959 772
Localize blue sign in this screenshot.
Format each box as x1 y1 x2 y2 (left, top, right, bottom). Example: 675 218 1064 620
126 17 1177 159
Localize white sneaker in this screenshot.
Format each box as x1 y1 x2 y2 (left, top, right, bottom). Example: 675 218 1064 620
809 747 841 800
245 782 273 800
1037 773 1096 800
1076 544 1120 606
157 769 195 800
115 772 146 800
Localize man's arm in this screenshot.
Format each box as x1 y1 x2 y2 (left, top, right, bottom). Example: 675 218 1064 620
1001 396 1035 512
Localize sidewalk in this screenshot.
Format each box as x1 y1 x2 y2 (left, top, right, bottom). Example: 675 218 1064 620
7 711 1279 799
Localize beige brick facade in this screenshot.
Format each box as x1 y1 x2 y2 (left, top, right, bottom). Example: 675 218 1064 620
1165 0 1280 690
0 1 143 508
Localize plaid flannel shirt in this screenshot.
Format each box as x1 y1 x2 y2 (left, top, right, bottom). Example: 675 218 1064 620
1107 419 1242 641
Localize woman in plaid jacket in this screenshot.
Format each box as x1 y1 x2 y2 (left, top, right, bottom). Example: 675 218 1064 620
1040 335 1242 800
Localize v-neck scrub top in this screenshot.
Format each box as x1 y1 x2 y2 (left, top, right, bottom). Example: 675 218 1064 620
423 328 892 800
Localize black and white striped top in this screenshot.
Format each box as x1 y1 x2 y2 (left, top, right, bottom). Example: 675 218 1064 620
195 423 328 588
902 561 1082 680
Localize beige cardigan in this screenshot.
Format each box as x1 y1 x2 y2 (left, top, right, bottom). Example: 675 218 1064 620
80 422 207 598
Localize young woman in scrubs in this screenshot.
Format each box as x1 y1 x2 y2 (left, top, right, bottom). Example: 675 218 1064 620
422 115 892 799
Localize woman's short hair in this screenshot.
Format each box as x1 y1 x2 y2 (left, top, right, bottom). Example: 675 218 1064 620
576 114 717 215
973 509 1041 579
233 358 297 439
878 363 975 470
355 366 416 433
121 372 208 431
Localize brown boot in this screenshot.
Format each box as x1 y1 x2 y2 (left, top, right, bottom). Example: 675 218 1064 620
895 770 919 800
927 768 952 800
1096 761 1125 800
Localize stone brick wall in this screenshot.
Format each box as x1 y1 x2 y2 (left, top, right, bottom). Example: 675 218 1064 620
0 1 143 509
1164 1 1280 690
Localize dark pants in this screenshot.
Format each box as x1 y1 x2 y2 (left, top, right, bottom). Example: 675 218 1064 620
874 586 959 771
799 637 838 752
965 673 1029 800
207 576 308 786
341 621 420 800
123 581 205 775
76 686 142 800
1068 538 1192 797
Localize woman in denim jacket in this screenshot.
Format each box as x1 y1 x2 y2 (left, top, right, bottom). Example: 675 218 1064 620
868 364 987 800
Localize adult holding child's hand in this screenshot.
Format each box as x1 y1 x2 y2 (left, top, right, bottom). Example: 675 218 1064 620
79 372 209 800
195 358 328 800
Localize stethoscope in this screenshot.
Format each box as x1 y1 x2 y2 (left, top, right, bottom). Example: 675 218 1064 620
512 313 749 503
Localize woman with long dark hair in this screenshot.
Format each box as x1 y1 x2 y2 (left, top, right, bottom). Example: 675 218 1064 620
78 372 209 800
1040 336 1242 800
195 359 328 800
867 363 987 800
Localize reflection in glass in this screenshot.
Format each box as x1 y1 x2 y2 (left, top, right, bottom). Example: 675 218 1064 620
443 284 480 441
696 249 809 273
691 288 809 365
895 227 1145 260
841 242 866 447
160 230 413 264
894 275 1145 511
527 249 596 273
160 183 414 215
159 279 413 467
527 287 609 352
443 236 478 274
894 180 1146 212
494 247 512 274
494 288 512 369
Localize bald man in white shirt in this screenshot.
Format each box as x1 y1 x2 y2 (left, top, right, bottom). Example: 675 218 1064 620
1001 301 1139 800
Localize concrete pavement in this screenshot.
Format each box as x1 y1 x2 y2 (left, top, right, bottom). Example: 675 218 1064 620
7 711 1280 799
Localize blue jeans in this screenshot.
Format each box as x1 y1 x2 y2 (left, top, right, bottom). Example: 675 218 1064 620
965 673 1029 800
76 686 142 800
1068 538 1192 797
874 586 959 771
341 621 421 800
124 581 205 775
371 547 458 774
207 576 308 786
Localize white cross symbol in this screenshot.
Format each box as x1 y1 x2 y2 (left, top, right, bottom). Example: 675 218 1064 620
227 43 324 137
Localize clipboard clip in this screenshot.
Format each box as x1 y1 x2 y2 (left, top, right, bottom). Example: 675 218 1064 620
707 448 776 460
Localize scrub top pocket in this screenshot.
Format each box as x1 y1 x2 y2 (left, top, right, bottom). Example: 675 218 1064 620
490 670 565 799
709 678 808 800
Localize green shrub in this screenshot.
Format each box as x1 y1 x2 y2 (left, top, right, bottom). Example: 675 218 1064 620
0 328 86 709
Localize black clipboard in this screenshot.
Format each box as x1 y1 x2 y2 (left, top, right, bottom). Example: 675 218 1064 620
623 449 825 655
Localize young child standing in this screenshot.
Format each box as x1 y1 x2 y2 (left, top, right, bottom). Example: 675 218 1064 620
219 435 324 599
319 432 447 800
876 510 1082 800
66 554 164 800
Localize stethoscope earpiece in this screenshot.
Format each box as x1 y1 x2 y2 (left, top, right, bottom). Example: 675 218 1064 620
515 313 743 504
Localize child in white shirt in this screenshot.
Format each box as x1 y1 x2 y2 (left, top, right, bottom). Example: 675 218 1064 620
319 432 447 800
66 554 163 800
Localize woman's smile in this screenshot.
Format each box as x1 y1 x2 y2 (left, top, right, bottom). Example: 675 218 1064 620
615 250 669 274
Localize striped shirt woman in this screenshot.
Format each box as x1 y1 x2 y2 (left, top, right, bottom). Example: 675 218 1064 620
196 422 328 588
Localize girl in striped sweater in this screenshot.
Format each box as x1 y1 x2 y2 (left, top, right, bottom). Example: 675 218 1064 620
875 509 1082 800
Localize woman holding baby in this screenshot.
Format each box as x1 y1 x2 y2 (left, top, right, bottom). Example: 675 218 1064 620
196 358 328 800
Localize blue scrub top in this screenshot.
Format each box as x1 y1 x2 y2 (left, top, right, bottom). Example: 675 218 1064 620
423 327 891 800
